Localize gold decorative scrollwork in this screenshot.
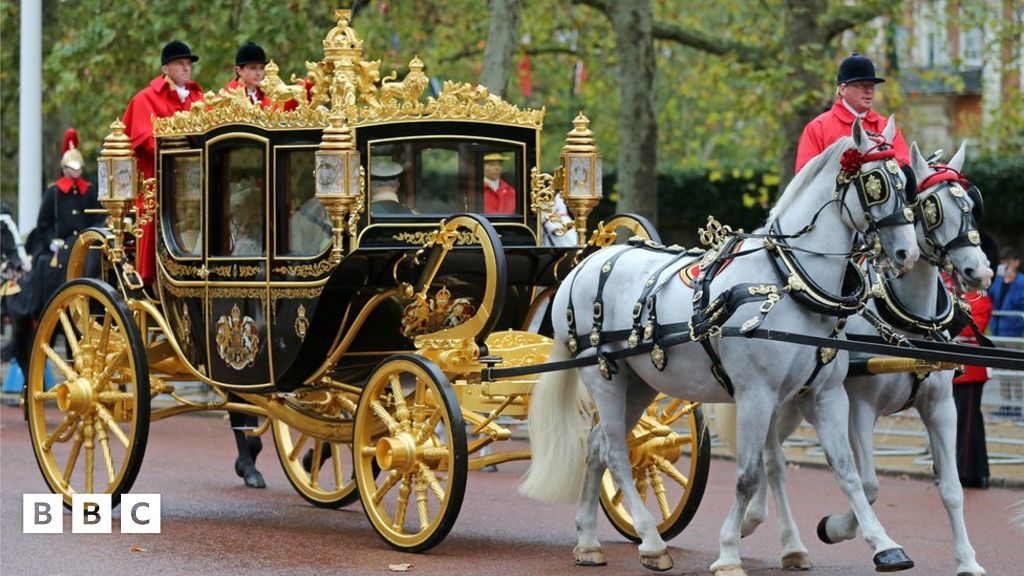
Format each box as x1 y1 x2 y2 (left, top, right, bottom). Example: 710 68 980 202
207 286 266 299
271 259 335 278
163 284 204 298
393 230 479 246
294 303 309 341
484 331 553 370
180 304 193 346
698 216 733 248
153 9 544 137
530 166 570 237
864 173 883 201
161 255 204 276
131 178 158 238
401 287 476 339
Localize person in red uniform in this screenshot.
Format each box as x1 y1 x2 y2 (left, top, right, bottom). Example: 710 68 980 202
482 152 517 214
795 53 910 174
944 272 994 489
121 40 204 284
225 42 270 107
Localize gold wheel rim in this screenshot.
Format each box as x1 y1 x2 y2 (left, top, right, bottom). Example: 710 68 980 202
600 396 702 538
355 358 459 549
27 283 142 505
272 415 358 505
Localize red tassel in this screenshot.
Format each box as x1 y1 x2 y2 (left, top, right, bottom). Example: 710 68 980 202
62 128 80 154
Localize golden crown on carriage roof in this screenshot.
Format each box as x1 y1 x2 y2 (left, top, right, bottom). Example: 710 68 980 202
153 8 545 137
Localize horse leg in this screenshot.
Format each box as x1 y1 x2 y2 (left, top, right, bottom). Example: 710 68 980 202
801 384 913 572
574 424 609 566
918 383 985 575
761 406 812 570
710 393 776 576
229 399 265 489
815 392 878 544
586 368 672 571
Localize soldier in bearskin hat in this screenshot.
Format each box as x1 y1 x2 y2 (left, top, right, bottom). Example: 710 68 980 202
121 40 205 285
795 53 910 174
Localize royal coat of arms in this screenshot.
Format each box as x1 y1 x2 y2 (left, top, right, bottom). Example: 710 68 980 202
216 303 260 370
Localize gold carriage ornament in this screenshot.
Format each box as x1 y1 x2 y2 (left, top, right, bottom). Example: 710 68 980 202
530 112 603 246
315 110 364 263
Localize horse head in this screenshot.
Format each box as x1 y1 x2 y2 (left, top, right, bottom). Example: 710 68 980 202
842 116 919 274
909 141 993 291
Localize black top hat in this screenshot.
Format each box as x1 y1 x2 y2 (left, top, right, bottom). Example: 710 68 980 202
235 42 268 67
161 40 200 65
837 53 885 85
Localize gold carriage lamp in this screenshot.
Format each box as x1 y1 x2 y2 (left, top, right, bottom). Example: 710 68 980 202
97 119 138 258
315 110 363 263
560 112 603 246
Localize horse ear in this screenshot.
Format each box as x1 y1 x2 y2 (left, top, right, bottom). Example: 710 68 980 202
852 117 867 149
948 142 967 172
910 141 930 180
882 115 897 144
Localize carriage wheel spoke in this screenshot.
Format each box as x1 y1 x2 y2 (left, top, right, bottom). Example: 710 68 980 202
93 313 113 374
94 405 130 448
84 419 96 494
417 463 446 500
373 470 402 505
43 344 78 382
389 375 408 415
370 400 400 433
94 350 128 392
331 443 343 489
415 474 430 530
636 468 650 501
309 441 324 488
58 308 83 358
652 454 689 487
648 464 672 519
95 421 116 485
34 391 58 402
43 414 78 451
287 433 309 463
416 405 444 443
392 475 412 532
63 430 84 485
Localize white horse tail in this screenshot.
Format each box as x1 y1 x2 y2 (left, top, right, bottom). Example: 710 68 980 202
1013 499 1024 533
519 340 592 503
706 403 738 456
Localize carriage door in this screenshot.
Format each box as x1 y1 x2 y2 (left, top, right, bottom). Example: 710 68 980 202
205 135 271 386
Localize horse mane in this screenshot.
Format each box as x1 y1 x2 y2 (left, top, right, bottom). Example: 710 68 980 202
768 136 851 222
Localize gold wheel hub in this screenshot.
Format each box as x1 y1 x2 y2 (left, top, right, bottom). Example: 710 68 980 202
375 434 419 474
54 377 95 414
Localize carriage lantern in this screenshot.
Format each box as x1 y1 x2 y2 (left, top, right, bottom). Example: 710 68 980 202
315 110 363 262
97 120 139 252
560 112 603 245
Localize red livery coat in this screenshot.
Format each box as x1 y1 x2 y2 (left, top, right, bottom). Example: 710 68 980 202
795 99 910 174
121 75 204 282
483 179 517 214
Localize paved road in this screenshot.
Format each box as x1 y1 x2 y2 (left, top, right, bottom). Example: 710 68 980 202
2 404 1022 575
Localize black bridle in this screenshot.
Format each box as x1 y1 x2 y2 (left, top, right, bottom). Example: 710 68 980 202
913 166 983 273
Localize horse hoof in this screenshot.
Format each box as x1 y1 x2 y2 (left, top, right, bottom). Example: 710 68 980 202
782 551 813 570
956 572 985 576
236 458 266 489
816 516 837 545
573 546 606 567
873 548 914 572
712 564 748 576
639 549 673 572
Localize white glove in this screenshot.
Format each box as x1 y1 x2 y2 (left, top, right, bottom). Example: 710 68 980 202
49 240 62 253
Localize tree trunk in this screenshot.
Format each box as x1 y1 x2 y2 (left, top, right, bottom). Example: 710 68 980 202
479 0 523 98
607 0 658 221
779 0 829 190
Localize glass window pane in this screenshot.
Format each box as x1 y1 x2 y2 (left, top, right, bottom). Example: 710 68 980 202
278 149 331 257
168 155 202 257
211 144 265 257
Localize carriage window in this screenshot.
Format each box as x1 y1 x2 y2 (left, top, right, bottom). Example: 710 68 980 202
167 155 202 257
210 143 266 257
277 148 331 257
368 139 523 217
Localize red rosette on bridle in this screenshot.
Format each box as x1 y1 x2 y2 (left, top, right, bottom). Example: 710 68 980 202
840 148 864 176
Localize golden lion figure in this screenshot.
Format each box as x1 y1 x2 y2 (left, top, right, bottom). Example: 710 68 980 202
260 60 307 108
380 55 429 106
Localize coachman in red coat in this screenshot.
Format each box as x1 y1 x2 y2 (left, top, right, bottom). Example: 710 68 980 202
795 53 910 174
121 40 204 284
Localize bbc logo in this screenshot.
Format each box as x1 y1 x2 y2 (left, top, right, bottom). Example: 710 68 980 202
23 494 161 533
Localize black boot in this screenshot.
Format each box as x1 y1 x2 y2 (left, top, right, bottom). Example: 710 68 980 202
302 445 332 473
231 413 265 489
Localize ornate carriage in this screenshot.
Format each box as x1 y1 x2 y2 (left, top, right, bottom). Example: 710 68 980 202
24 9 709 551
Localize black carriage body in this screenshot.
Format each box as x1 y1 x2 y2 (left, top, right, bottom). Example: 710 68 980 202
155 120 572 390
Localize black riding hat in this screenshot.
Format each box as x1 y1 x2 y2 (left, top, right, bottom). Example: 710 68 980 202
235 42 268 67
161 40 199 65
837 53 885 85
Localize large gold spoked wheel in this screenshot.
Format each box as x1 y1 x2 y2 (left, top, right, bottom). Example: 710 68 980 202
26 278 150 508
600 396 710 542
354 355 467 552
272 411 363 509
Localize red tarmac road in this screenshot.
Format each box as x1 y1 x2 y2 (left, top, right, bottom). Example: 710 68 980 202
2 404 1022 575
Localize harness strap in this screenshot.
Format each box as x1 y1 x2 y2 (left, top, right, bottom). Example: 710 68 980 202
868 265 955 334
